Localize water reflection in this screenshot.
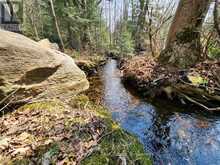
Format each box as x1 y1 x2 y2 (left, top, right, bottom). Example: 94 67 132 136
90 59 220 165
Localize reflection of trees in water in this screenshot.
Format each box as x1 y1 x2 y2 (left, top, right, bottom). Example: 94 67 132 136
87 60 220 164
145 107 173 162
146 103 220 164
145 106 194 164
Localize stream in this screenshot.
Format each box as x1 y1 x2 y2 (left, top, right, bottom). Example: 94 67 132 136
87 59 220 165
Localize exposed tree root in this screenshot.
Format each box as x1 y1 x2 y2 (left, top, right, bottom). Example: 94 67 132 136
178 93 220 111
121 56 220 111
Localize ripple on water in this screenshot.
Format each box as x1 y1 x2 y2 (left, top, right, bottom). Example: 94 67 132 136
90 59 220 165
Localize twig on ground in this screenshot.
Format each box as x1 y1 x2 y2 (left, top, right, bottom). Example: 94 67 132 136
0 98 15 112
0 88 20 105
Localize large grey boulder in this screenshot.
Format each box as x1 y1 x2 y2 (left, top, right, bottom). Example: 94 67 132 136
0 30 89 103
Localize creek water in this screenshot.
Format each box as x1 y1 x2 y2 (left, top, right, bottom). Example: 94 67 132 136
87 59 220 165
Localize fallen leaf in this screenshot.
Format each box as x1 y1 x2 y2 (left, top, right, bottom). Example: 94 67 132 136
0 137 10 151
18 132 32 141
12 146 32 157
44 139 53 145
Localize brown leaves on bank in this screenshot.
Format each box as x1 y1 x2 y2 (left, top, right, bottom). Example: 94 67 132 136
121 56 178 90
192 60 220 89
0 99 106 164
121 56 220 89
121 56 220 110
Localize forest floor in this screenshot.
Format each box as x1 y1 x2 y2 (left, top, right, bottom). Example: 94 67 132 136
0 94 151 165
121 56 220 111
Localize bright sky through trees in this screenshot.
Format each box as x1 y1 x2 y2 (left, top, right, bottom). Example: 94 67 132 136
101 0 179 31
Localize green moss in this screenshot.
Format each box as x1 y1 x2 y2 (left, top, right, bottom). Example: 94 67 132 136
81 128 151 165
80 61 96 73
209 45 220 59
71 95 152 165
18 100 65 113
176 27 199 44
70 94 151 164
187 75 208 86
71 94 116 127
46 143 60 157
11 159 31 165
70 94 90 109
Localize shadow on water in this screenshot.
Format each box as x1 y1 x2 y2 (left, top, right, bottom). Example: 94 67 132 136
87 59 220 165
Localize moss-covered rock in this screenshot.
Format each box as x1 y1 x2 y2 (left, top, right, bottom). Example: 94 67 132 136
74 55 107 75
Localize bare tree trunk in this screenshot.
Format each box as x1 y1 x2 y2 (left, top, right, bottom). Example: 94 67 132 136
214 0 220 38
135 0 149 51
147 6 154 56
32 19 39 40
202 31 213 59
49 0 65 51
109 0 112 47
113 0 116 46
160 0 211 69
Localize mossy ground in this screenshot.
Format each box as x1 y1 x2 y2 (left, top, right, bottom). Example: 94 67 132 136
71 95 151 165
0 95 151 165
81 129 151 165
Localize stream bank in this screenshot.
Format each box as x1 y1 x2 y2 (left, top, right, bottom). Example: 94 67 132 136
0 34 150 164
0 94 151 165
73 53 107 76
87 59 220 165
121 56 220 111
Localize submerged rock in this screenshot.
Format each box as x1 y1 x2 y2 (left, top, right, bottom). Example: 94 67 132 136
0 30 89 103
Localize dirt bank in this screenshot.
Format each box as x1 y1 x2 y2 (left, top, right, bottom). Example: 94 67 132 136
121 56 220 111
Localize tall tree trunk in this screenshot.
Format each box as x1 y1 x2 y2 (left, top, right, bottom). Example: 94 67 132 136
159 0 211 69
31 17 39 40
147 6 154 56
214 0 220 38
49 0 65 51
113 0 116 46
68 23 81 50
131 0 136 22
135 0 148 51
109 0 112 47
